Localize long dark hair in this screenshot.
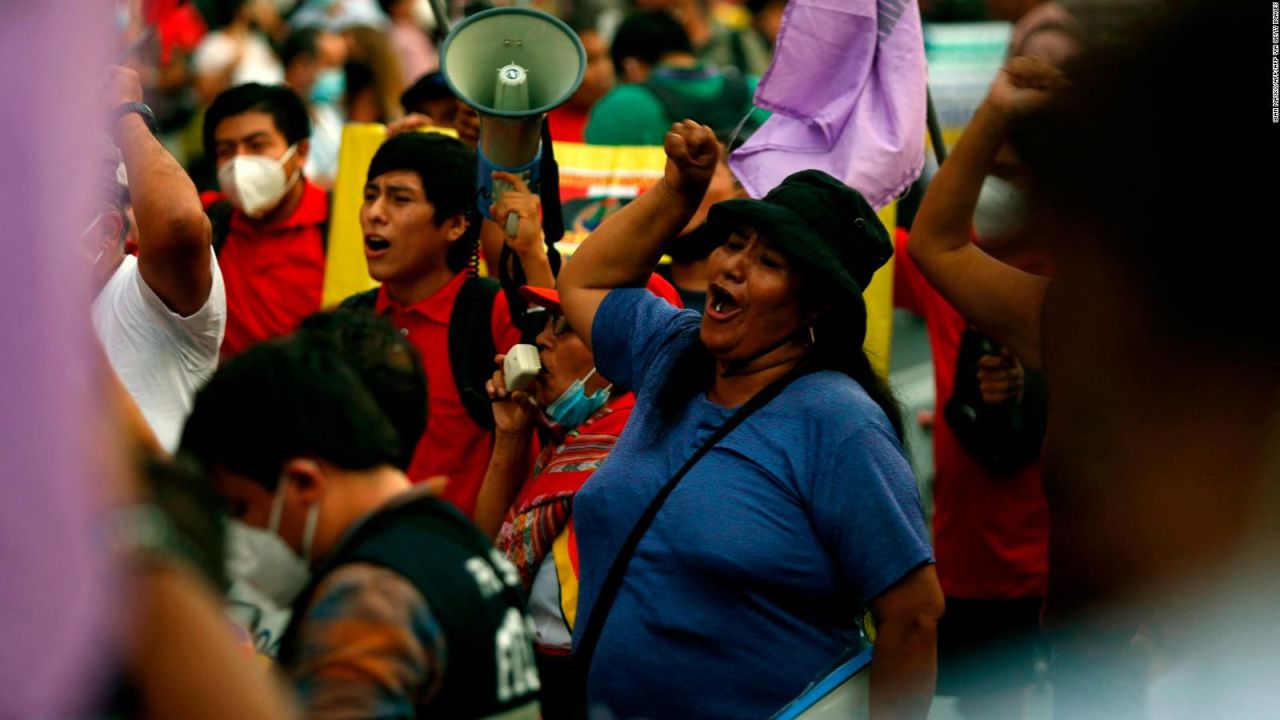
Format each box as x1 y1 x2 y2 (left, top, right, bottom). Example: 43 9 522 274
654 274 904 441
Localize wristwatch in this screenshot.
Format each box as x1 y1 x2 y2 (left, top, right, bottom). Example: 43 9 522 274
112 101 158 135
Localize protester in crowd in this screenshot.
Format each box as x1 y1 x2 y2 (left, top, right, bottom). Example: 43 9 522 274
337 132 553 518
895 223 1049 720
910 1 1277 715
399 71 459 128
192 0 285 105
655 136 746 312
281 27 347 187
895 7 1072 716
202 83 327 360
634 0 772 76
477 275 681 720
378 0 439 88
546 20 615 143
746 0 786 47
584 10 766 145
91 66 225 453
225 309 428 655
342 24 405 122
180 334 542 718
557 120 942 719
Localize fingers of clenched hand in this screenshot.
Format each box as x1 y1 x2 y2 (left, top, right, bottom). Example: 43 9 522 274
1006 55 1067 91
492 171 532 195
664 120 718 168
488 355 509 400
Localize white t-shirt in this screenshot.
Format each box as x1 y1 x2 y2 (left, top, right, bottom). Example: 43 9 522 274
92 255 226 452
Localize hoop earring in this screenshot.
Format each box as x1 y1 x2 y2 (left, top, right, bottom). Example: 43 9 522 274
806 326 817 347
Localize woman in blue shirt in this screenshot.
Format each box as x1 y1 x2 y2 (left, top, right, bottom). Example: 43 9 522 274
558 120 945 720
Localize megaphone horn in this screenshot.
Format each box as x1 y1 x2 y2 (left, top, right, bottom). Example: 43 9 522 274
440 8 586 236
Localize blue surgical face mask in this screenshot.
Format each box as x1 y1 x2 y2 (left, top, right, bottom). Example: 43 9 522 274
310 67 346 106
543 368 611 430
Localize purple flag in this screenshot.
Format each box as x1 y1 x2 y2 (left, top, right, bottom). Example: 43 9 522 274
729 0 927 209
0 0 117 715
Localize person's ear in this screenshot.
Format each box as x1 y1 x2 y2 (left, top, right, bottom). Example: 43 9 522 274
97 210 125 252
621 58 647 84
279 458 326 507
443 213 468 243
293 138 311 169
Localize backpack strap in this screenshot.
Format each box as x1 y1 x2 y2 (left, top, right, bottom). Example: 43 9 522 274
337 287 380 313
448 274 500 432
206 199 234 255
205 192 331 255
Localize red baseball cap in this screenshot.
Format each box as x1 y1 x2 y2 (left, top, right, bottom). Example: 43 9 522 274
519 273 684 314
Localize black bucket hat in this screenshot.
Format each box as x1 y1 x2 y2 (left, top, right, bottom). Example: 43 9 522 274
706 170 893 303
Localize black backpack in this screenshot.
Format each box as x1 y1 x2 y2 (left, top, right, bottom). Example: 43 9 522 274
340 274 500 432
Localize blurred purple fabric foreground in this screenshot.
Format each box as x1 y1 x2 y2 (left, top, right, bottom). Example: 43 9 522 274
0 1 116 715
729 0 927 209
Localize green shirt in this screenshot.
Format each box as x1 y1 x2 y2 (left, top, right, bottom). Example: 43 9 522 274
584 63 770 146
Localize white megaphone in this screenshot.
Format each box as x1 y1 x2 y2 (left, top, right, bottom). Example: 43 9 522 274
440 8 586 236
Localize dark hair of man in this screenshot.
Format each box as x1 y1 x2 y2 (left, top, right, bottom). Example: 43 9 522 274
367 132 480 273
399 71 456 116
202 83 312 160
745 0 785 16
199 0 249 30
178 335 402 492
1012 0 1276 361
280 27 320 68
610 10 694 74
297 309 427 471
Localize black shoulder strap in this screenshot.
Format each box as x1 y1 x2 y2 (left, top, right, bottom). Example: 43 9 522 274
338 287 380 312
206 192 330 255
448 274 500 431
206 199 234 255
574 365 814 668
319 190 332 254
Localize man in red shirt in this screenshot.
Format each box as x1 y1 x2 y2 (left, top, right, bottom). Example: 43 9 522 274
341 132 553 518
203 83 327 360
895 226 1050 719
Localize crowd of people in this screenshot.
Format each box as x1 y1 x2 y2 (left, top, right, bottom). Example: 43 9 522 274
9 0 1275 718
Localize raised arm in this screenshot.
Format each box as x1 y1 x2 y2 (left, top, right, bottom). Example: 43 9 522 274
109 66 213 317
908 56 1064 369
557 120 718 349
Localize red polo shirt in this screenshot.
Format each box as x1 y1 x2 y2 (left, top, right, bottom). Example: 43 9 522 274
206 180 328 361
548 105 589 144
374 272 522 518
894 229 1049 600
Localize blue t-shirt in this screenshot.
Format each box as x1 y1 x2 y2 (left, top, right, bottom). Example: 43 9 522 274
572 289 934 719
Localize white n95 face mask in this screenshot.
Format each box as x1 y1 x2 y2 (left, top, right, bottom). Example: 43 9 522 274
224 479 319 608
218 145 300 219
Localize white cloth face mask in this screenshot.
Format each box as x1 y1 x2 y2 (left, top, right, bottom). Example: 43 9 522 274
218 145 300 219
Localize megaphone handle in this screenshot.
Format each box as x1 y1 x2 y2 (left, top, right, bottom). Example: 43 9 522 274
505 211 520 238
